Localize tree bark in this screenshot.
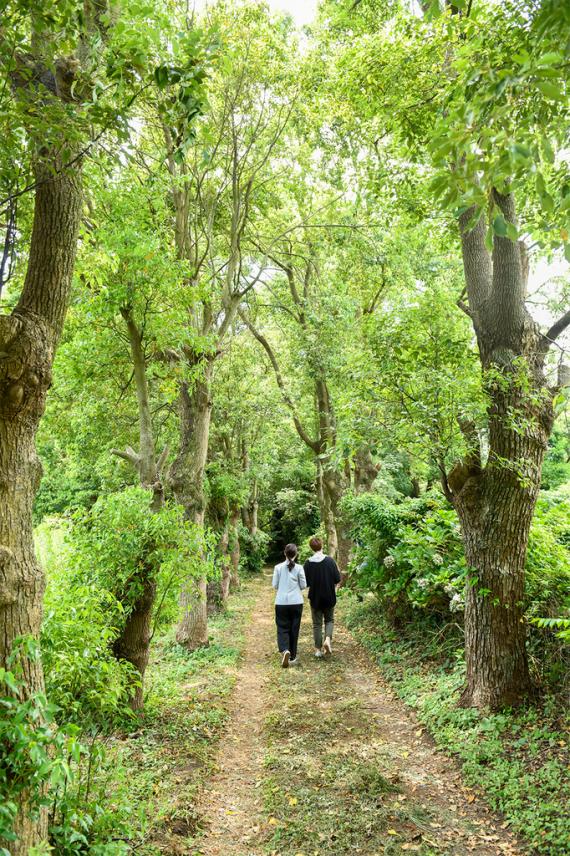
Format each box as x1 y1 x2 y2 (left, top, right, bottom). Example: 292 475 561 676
316 459 338 557
451 198 556 709
111 309 164 710
229 504 241 591
207 521 230 613
353 446 381 494
170 364 213 649
0 153 82 852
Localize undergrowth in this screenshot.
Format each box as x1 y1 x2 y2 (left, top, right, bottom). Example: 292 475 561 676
341 594 570 856
41 580 259 855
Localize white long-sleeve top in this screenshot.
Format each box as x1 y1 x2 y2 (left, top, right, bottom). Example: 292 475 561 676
272 560 307 605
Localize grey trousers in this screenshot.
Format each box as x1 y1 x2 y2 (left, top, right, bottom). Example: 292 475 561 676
311 605 335 649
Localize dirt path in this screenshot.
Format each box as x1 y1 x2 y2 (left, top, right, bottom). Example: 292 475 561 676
193 579 272 855
193 577 523 855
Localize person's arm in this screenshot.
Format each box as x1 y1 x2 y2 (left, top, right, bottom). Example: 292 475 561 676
272 565 280 589
332 559 341 588
303 561 312 590
298 566 307 590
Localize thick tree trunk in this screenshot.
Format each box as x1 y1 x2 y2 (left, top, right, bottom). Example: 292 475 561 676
112 571 157 710
171 365 212 649
243 479 259 536
316 460 337 556
0 159 82 852
455 393 551 708
452 196 556 709
178 576 208 648
323 468 351 575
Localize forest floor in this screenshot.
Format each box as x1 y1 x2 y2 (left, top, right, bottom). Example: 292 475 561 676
187 573 522 856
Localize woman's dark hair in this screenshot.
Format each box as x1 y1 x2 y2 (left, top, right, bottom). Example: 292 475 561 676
284 543 298 570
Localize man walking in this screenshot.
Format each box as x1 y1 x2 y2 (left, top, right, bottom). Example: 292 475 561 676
304 537 341 658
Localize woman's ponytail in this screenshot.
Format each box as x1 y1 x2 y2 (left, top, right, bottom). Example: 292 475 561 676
284 543 298 571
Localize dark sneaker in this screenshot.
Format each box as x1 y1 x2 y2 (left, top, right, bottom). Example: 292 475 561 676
281 650 290 668
323 637 332 656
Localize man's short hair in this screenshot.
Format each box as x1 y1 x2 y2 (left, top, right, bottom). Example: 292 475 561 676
309 536 323 551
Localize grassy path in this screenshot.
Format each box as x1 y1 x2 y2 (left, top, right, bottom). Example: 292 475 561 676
191 574 522 856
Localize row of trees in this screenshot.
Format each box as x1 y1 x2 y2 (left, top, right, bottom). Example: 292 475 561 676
1 0 569 850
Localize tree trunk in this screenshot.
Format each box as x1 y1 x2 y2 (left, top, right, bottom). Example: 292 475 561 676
112 572 157 710
207 520 230 613
455 414 551 706
353 446 380 494
451 196 556 709
244 478 259 536
0 157 82 852
229 505 240 591
111 310 165 710
171 365 212 649
178 576 208 648
323 466 351 575
316 460 338 557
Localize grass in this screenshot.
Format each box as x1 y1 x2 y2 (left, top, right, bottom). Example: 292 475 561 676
340 593 570 856
260 631 463 856
86 578 261 854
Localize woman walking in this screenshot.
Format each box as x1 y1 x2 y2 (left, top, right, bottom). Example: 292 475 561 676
272 543 307 668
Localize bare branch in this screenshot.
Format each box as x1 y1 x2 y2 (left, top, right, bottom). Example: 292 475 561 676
544 309 570 347
239 311 321 453
111 447 140 468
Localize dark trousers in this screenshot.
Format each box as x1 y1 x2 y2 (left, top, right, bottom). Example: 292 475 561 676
275 604 303 660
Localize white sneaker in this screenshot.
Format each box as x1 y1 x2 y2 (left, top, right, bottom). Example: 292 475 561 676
323 638 332 656
281 650 290 668
314 650 323 659
289 657 298 665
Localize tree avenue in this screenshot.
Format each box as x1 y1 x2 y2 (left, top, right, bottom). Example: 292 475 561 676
0 0 569 853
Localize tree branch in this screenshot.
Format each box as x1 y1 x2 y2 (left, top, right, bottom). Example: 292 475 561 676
544 309 570 347
111 447 141 468
239 311 321 453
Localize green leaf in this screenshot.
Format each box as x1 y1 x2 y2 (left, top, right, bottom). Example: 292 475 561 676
154 65 169 89
538 52 564 66
492 214 508 237
506 222 518 241
537 80 565 101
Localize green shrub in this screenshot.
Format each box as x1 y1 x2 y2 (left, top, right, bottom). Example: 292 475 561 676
38 489 213 729
0 639 131 855
343 489 570 677
68 487 213 636
344 491 466 618
42 582 136 730
238 526 270 574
